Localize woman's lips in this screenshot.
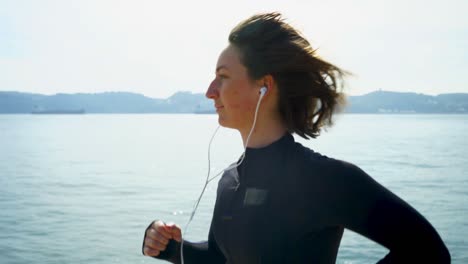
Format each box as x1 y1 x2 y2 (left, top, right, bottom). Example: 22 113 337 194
215 105 224 111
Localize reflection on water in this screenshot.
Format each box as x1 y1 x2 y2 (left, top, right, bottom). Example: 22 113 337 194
0 114 467 263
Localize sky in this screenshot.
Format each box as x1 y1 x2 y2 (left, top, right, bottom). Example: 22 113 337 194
1 0 467 99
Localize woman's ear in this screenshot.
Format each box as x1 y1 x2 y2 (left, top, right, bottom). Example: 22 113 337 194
258 74 275 92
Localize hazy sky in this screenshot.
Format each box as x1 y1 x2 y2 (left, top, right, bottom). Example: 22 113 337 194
1 0 467 98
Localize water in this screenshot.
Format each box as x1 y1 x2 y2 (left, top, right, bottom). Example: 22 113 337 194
0 114 466 263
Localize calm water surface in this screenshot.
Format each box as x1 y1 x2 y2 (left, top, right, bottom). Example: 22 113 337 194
0 114 467 263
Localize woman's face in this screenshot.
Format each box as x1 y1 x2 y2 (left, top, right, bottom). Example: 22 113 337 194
205 45 261 131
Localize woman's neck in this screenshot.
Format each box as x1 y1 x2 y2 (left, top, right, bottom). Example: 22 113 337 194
239 114 287 149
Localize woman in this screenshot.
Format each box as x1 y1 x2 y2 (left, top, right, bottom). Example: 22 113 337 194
142 13 450 263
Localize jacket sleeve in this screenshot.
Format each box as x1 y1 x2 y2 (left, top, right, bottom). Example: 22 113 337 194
143 222 225 264
325 162 451 263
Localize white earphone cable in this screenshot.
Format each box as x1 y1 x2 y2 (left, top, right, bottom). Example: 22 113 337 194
180 91 265 264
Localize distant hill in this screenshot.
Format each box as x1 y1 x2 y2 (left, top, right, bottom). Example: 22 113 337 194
0 91 199 114
0 90 467 114
346 91 468 113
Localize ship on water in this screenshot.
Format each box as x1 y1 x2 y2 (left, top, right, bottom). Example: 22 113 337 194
31 108 85 114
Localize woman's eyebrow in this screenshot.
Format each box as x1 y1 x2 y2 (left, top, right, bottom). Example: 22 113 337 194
216 65 229 73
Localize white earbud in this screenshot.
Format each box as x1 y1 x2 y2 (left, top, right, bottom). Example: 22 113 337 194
259 86 267 97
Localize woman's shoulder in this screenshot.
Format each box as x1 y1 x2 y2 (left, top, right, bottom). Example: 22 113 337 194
289 141 354 167
287 140 367 181
286 141 384 203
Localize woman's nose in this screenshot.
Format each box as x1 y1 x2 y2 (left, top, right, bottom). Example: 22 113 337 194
205 79 220 99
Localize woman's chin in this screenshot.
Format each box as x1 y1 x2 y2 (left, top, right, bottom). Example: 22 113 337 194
218 116 228 127
217 117 236 129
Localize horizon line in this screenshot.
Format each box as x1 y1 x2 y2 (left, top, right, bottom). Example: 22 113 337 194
1 89 467 100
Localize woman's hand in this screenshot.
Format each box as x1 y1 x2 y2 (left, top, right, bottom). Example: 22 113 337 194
142 220 182 257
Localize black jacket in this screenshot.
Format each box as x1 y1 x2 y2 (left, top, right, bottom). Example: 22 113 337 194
147 134 450 263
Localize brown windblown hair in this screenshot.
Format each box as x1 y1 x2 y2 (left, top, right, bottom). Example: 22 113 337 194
229 12 347 139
